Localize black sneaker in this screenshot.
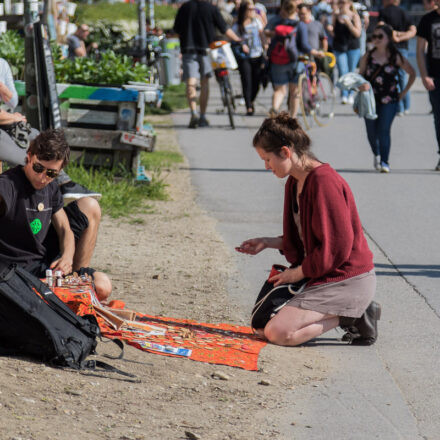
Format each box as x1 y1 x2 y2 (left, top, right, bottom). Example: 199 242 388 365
198 115 209 127
59 181 102 202
188 115 199 129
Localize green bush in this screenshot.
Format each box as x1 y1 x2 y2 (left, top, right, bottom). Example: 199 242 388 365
0 31 25 79
52 45 149 85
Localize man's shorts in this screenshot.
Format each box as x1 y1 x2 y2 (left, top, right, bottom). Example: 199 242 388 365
269 62 301 86
182 52 213 81
25 201 90 277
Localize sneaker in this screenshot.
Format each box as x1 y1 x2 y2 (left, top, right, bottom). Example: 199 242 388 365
188 114 199 129
374 155 381 171
380 163 390 173
396 112 404 117
435 158 440 171
198 114 210 127
59 181 102 202
404 110 410 116
341 96 348 105
347 95 354 105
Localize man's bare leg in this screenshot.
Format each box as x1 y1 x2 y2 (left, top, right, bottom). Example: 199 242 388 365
72 197 101 270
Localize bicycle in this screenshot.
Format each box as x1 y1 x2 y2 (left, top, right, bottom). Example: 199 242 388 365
209 41 237 129
298 52 336 130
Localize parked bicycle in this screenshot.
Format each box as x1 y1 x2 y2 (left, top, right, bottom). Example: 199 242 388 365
298 52 336 130
209 41 237 129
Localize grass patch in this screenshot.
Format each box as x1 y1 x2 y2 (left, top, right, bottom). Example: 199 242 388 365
64 162 167 219
75 3 177 25
64 148 182 219
146 83 187 115
142 150 183 170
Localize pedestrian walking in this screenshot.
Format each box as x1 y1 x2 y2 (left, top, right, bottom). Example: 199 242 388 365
173 0 242 129
265 0 323 118
236 113 380 346
298 3 330 76
331 0 362 104
378 0 416 116
232 0 266 115
359 24 415 173
416 0 440 171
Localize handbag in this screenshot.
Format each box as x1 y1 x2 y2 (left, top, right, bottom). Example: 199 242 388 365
251 265 308 330
0 121 32 149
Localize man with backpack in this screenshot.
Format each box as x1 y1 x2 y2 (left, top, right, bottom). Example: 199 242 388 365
265 0 325 118
0 129 111 301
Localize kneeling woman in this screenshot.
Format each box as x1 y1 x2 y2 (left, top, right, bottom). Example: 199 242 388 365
237 113 380 346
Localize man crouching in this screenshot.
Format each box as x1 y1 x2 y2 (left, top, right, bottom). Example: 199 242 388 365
0 129 111 301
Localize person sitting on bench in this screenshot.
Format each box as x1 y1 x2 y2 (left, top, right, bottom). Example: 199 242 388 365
0 57 100 200
0 129 111 302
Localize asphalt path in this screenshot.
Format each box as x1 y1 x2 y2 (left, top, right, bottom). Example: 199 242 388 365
172 73 440 439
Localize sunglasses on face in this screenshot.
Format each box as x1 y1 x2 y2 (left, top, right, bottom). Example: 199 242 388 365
372 33 384 40
32 161 60 179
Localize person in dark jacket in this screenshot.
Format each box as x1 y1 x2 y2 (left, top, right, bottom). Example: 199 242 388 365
173 0 242 128
236 113 380 346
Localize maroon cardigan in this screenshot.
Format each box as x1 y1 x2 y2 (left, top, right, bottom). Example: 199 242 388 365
282 164 374 286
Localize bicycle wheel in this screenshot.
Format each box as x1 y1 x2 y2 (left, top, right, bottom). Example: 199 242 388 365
222 77 235 129
298 74 314 130
313 72 335 127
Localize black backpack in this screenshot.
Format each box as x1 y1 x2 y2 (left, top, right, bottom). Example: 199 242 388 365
251 265 308 330
0 262 99 369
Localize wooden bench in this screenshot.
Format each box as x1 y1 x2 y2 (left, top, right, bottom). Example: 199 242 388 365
15 81 161 179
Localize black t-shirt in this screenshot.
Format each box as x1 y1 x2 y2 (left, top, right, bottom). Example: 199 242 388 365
0 166 64 267
417 10 440 77
378 5 412 50
173 0 228 53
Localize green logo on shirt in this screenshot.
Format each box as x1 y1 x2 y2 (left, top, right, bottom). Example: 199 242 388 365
30 218 42 235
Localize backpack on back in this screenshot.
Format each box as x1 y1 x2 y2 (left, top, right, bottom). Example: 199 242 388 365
269 24 298 65
0 262 99 369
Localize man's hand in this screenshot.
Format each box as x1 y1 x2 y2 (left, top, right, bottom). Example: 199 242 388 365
422 76 436 91
268 266 304 287
392 30 401 43
50 255 73 275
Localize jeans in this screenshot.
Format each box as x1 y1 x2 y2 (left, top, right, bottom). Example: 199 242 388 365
397 48 410 113
237 56 262 109
334 48 361 98
364 101 398 165
429 77 440 155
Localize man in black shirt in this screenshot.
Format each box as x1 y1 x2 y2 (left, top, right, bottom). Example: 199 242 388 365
173 0 243 128
0 129 112 300
379 0 416 115
417 0 440 171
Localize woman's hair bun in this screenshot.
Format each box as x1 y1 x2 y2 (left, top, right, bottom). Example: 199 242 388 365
274 112 299 130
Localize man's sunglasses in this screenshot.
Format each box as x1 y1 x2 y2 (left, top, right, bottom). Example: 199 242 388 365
32 162 60 179
372 34 384 40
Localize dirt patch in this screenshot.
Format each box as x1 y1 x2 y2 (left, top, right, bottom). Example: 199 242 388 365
0 115 330 440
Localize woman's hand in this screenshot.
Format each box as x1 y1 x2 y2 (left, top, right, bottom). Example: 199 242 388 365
242 44 250 54
235 237 267 255
358 83 370 92
268 266 304 287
